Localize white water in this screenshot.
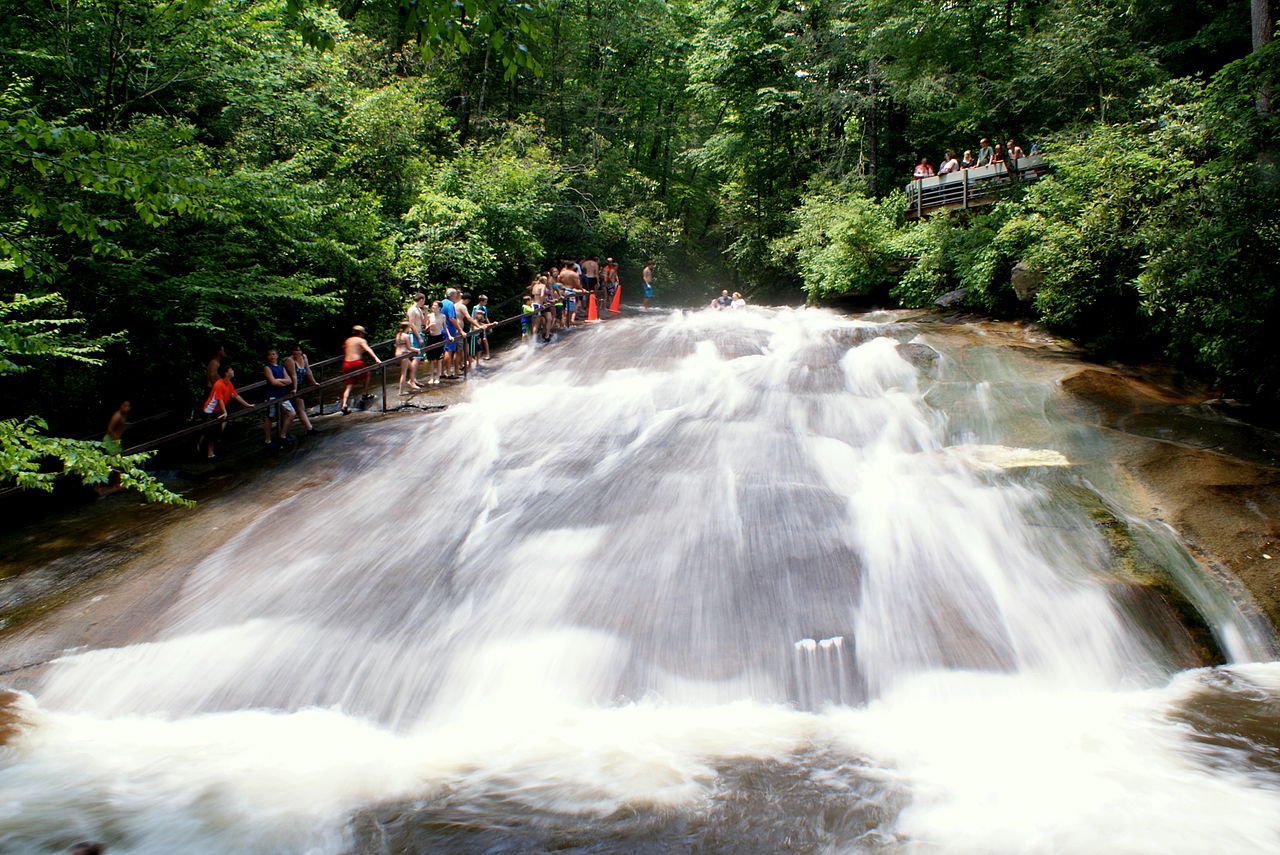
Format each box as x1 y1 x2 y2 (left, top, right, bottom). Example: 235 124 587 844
2 308 1279 854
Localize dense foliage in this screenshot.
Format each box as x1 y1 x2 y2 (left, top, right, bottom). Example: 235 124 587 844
0 0 1277 498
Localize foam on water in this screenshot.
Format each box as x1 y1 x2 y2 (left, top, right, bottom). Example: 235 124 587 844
2 307 1278 853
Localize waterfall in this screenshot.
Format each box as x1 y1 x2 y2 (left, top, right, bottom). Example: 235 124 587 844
1 308 1277 854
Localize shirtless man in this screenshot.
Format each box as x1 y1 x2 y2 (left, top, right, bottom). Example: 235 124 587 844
602 258 619 313
642 261 655 310
339 325 381 414
405 293 426 389
581 256 600 317
558 262 582 328
95 400 130 495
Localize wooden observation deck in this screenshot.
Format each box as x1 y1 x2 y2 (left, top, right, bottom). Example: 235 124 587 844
904 155 1047 219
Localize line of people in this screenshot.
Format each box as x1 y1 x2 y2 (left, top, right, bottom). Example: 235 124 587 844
192 260 634 460
523 256 631 342
912 136 1035 178
395 290 494 396
199 343 322 459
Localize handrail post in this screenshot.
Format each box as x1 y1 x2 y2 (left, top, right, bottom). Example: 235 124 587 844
962 169 968 209
380 361 388 413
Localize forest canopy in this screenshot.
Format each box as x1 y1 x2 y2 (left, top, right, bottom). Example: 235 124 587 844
1 0 1278 498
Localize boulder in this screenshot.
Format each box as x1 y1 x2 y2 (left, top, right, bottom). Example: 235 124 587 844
934 288 966 309
895 342 940 369
1011 261 1042 302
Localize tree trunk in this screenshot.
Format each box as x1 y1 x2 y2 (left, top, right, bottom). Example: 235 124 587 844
1254 0 1274 114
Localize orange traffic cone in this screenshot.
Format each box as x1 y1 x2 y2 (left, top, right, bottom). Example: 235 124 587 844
586 293 600 322
608 286 622 314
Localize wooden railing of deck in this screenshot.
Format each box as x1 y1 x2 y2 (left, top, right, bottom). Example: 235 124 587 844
904 155 1047 219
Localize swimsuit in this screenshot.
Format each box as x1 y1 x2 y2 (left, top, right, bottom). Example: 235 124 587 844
342 359 364 386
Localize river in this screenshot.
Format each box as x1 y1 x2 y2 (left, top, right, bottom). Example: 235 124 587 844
1 307 1279 854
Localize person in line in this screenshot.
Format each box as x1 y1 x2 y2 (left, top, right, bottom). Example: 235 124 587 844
960 150 976 169
472 293 492 359
405 292 427 390
641 261 655 310
1006 138 1025 161
558 263 581 328
602 258 619 311
440 289 465 379
531 273 548 338
95 399 130 496
731 292 747 309
339 326 381 414
424 299 448 384
581 256 599 313
455 292 478 373
284 344 319 435
200 363 251 460
540 275 559 342
205 345 225 392
714 289 733 309
262 348 296 448
395 321 423 395
977 138 994 166
520 294 534 340
938 150 960 174
912 156 935 178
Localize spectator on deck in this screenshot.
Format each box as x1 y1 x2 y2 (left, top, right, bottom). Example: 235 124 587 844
1006 138 1025 160
960 150 976 169
913 157 935 178
977 138 994 166
284 344 319 435
200 363 251 459
339 326 380 414
262 348 296 448
991 142 1006 164
938 151 960 174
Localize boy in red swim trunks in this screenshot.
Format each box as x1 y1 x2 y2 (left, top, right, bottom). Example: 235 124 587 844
339 325 382 414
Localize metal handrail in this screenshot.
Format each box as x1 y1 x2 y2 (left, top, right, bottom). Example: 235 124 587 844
119 301 552 456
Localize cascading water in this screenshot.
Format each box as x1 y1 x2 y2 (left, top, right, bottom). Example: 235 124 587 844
1 308 1279 854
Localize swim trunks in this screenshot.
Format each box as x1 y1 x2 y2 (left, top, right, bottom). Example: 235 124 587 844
342 359 364 386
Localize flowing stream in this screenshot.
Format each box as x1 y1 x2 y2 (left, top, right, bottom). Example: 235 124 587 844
2 308 1280 854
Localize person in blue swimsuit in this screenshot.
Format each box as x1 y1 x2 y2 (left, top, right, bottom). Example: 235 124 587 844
441 288 465 378
262 348 296 448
